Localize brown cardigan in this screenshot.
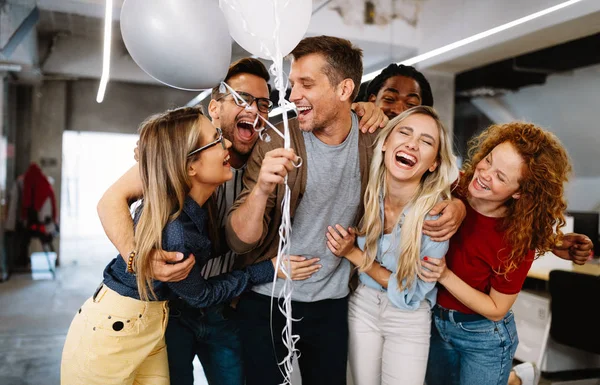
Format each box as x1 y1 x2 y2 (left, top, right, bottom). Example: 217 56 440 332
225 115 377 268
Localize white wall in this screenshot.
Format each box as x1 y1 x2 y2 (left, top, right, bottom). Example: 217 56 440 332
60 131 138 240
497 64 600 178
565 177 600 212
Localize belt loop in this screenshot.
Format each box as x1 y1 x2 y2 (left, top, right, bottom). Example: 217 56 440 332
92 283 104 302
448 310 456 324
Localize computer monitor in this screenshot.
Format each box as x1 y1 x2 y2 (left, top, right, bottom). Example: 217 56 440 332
566 211 600 258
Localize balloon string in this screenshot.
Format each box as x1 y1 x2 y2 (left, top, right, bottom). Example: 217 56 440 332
218 1 299 384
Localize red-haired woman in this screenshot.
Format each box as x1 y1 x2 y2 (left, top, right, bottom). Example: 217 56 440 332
422 122 593 385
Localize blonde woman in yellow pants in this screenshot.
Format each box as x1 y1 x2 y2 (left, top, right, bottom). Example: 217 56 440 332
60 107 276 385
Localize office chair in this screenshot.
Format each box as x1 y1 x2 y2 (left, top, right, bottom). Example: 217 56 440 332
547 270 600 384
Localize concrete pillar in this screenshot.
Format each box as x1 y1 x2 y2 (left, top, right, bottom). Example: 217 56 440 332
27 80 66 259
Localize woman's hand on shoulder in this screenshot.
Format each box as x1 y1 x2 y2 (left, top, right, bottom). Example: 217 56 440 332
326 225 357 258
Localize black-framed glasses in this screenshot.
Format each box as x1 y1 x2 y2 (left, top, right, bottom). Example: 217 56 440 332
218 91 273 113
187 127 225 157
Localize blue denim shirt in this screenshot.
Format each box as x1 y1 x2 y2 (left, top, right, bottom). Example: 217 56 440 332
357 201 448 310
102 196 275 308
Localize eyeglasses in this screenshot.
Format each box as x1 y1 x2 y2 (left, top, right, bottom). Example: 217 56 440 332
218 90 273 114
187 127 225 157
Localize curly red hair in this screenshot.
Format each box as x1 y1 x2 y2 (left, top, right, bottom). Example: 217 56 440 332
458 122 572 275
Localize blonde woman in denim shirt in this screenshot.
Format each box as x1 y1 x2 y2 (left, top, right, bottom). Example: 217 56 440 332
60 107 275 385
327 106 459 384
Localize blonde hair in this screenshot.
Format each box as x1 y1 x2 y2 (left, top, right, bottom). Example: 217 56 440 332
358 106 459 290
134 106 205 300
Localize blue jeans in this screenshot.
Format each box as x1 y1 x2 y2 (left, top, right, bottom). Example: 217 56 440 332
165 300 243 385
425 307 519 385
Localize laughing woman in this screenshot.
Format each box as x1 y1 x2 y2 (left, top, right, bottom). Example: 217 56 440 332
327 106 459 385
60 107 275 385
422 122 573 385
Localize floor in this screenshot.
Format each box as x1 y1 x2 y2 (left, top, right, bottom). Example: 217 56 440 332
0 237 598 385
0 236 208 385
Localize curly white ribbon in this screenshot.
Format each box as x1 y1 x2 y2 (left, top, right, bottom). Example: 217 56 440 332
218 1 300 383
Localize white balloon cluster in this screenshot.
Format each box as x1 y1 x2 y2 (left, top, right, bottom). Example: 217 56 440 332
120 0 312 91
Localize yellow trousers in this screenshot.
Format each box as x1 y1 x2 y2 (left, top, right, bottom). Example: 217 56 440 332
61 285 169 385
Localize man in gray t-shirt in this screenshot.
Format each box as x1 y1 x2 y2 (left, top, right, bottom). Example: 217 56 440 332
228 36 372 385
253 112 361 302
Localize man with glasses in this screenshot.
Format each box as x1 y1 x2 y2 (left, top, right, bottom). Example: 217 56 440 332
97 57 388 385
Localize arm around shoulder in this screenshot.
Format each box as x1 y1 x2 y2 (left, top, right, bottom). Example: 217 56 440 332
97 164 143 258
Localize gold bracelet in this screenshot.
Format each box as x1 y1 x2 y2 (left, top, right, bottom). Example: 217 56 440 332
127 250 136 274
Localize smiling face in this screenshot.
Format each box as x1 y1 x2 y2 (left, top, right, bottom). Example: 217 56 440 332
382 113 440 184
289 53 348 133
209 73 269 157
188 115 233 187
369 75 422 119
468 141 523 204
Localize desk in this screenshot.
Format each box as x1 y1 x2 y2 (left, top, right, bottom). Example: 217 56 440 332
517 257 600 372
527 255 600 281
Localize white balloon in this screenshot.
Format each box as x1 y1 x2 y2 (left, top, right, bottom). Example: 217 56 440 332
120 0 232 91
220 0 312 60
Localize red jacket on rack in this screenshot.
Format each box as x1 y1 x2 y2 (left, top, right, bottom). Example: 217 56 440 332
21 163 57 228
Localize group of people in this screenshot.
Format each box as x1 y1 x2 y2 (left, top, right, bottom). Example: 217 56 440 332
60 35 594 385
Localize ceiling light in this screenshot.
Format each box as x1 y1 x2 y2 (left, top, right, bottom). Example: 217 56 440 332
361 0 583 83
96 0 113 103
0 63 23 72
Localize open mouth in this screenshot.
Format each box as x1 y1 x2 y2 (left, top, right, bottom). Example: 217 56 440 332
395 151 417 168
223 154 230 166
236 120 255 141
474 177 490 190
296 106 312 117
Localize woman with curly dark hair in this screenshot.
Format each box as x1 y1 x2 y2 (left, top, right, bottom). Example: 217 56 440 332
421 122 581 385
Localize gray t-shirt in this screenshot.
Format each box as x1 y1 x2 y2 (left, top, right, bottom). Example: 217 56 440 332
253 113 361 302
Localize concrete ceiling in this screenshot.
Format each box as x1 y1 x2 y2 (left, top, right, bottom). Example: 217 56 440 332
2 0 423 86
2 0 599 89
0 0 420 86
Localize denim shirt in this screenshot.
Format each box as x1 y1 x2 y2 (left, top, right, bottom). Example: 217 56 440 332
102 195 275 308
357 200 448 310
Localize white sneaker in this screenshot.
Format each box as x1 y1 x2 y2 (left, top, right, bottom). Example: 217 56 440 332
513 362 541 385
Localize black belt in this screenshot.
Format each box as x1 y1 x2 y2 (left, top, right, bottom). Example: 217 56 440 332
433 305 487 323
